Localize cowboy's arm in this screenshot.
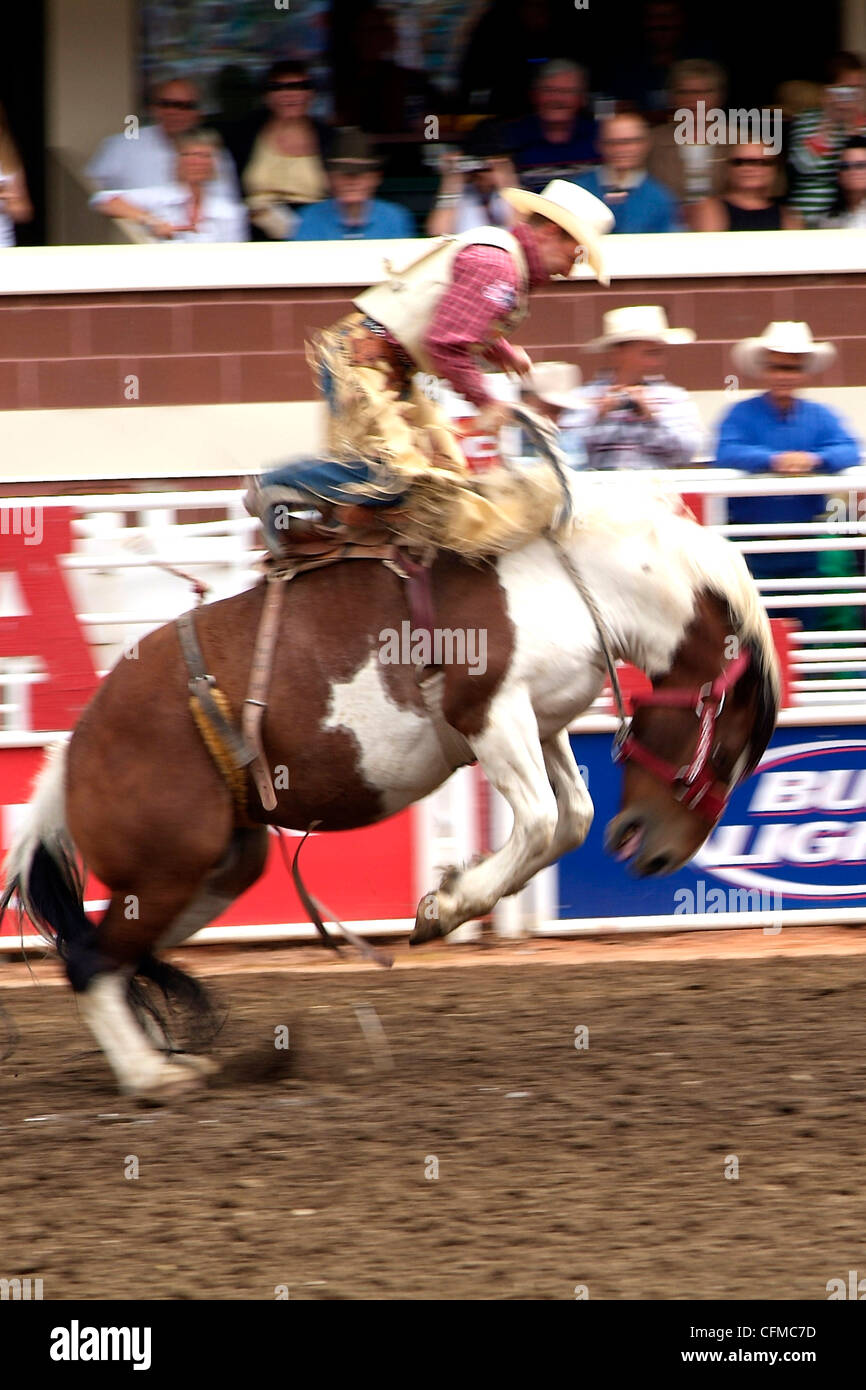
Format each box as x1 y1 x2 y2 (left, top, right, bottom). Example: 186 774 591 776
715 408 775 471
425 244 523 407
811 408 862 471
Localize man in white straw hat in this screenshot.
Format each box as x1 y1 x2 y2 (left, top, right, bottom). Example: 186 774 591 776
716 321 860 629
563 305 704 469
249 179 614 557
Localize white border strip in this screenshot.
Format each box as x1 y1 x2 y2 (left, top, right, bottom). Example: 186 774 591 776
3 230 866 297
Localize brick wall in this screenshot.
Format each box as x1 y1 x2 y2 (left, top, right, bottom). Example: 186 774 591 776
0 273 864 413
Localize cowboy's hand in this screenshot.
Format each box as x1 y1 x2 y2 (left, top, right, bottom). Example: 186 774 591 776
509 345 533 378
772 451 820 474
470 400 514 435
625 384 655 418
145 216 178 239
595 386 626 417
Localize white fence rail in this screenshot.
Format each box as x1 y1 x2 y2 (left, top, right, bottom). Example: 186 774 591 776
1 468 865 726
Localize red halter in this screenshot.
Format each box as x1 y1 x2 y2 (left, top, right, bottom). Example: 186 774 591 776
612 650 752 824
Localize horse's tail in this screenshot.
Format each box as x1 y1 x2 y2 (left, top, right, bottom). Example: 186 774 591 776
0 740 96 977
0 740 222 1049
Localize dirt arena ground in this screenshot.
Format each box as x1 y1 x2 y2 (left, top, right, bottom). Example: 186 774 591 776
1 929 865 1301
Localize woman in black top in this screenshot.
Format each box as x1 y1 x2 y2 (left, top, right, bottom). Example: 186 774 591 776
821 134 866 226
692 142 801 231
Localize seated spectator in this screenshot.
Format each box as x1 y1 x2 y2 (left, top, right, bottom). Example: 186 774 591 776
716 322 861 629
293 128 414 240
85 76 239 199
789 51 866 226
426 132 517 237
609 0 691 120
90 130 248 242
241 60 330 241
562 306 703 469
647 59 728 212
576 113 681 232
498 60 598 195
0 99 33 245
519 360 586 465
821 135 866 226
692 142 801 231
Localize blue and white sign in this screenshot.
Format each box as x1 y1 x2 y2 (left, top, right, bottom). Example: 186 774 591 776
558 727 866 917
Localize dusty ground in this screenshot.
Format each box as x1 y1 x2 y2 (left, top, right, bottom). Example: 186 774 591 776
1 933 865 1300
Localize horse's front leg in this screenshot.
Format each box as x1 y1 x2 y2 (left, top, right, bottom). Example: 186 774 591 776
411 688 558 942
510 727 594 891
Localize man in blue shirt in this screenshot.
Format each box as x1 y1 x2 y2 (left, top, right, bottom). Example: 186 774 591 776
715 321 861 629
293 127 414 241
576 112 680 233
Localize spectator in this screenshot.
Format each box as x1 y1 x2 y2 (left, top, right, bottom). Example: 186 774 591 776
85 76 239 199
576 113 681 232
821 135 866 226
426 131 517 236
563 306 703 469
716 322 860 630
609 1 691 119
241 60 330 240
692 142 801 231
519 360 586 464
789 52 866 226
293 127 414 240
334 2 434 135
498 60 598 195
647 59 728 213
90 130 248 242
457 0 583 118
0 99 33 245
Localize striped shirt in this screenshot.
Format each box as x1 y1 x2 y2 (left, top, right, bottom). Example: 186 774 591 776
561 376 705 470
789 107 866 225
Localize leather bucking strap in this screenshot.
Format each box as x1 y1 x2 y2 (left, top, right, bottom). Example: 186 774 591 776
240 577 285 812
387 548 475 772
177 610 257 813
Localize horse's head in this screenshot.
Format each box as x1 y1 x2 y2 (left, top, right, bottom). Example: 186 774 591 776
605 589 780 875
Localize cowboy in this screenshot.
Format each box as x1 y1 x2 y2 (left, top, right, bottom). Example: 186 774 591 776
248 179 613 558
563 306 704 469
715 321 861 629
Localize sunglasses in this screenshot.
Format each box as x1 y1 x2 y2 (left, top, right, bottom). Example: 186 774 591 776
267 80 312 92
767 362 805 373
840 160 866 169
729 157 771 166
157 99 198 110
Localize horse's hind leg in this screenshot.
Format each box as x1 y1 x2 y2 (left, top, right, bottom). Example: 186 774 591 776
74 879 224 1101
133 827 270 1067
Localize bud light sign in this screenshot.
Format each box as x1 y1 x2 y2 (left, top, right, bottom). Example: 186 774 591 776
558 728 866 918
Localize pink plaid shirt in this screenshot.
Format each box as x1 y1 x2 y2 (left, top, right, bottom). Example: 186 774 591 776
422 223 548 407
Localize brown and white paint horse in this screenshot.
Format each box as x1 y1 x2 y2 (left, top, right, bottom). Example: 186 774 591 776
1 477 779 1099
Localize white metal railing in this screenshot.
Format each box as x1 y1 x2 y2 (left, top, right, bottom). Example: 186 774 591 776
0 470 864 729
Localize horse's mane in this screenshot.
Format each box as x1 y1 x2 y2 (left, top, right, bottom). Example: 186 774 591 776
562 473 781 715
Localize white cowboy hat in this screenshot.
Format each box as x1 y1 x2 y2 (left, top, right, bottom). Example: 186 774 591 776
731 321 836 377
586 305 696 350
521 360 582 410
500 179 615 284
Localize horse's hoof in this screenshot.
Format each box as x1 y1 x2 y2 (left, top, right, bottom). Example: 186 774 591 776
129 1059 209 1104
410 892 444 946
171 1053 219 1078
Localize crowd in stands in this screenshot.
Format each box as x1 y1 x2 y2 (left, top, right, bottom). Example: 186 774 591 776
7 34 854 247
